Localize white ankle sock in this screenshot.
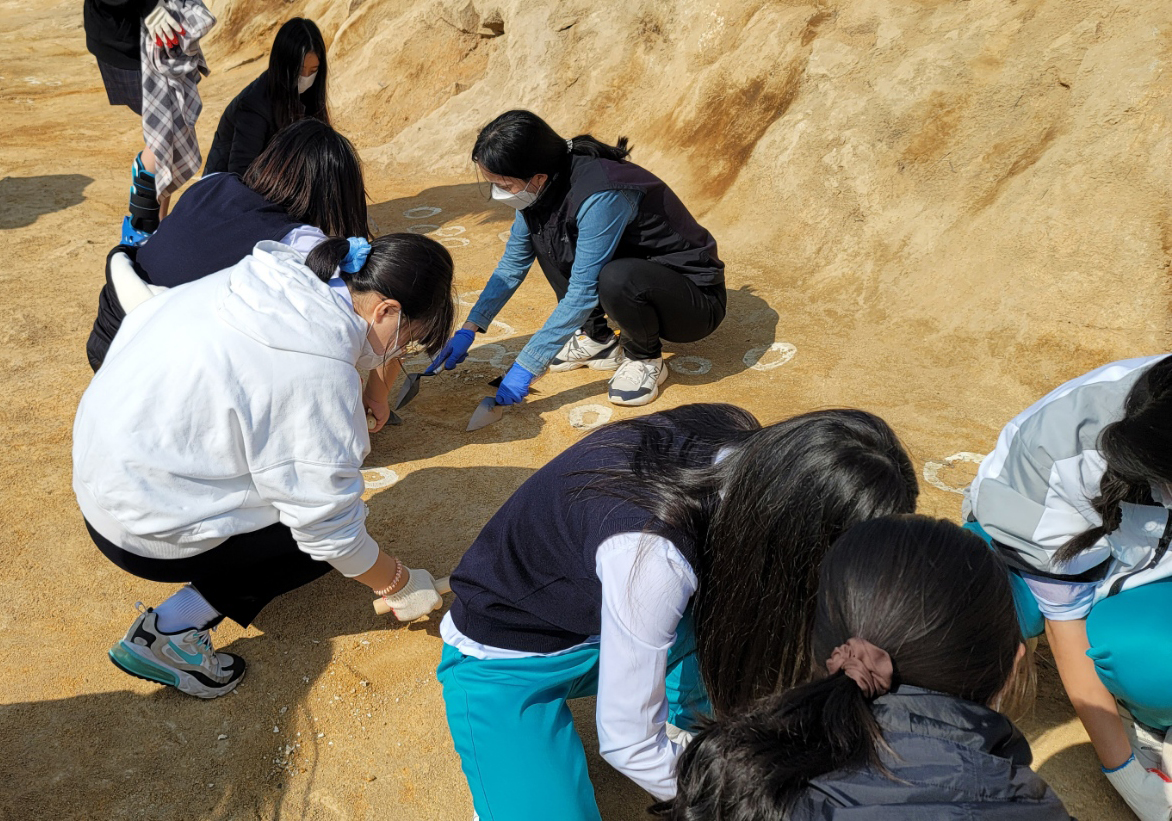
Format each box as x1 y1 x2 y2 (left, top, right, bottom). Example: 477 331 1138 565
154 585 220 633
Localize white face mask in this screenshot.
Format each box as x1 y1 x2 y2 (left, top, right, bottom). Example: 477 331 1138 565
491 181 539 210
356 310 402 371
297 71 317 94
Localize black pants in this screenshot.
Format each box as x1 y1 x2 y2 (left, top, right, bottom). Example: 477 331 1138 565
86 519 333 627
540 258 726 361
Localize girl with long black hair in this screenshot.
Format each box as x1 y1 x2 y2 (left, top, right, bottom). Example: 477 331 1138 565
430 109 726 408
87 119 392 421
204 18 331 175
74 233 455 698
436 404 919 820
662 515 1072 820
966 354 1172 820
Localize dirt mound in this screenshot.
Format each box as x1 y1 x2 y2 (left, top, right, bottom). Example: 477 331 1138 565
0 0 1167 818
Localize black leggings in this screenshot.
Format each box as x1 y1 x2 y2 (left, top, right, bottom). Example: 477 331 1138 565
541 258 726 361
86 519 333 627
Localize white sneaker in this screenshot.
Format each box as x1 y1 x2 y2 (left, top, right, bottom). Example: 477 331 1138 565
608 357 667 406
108 603 245 699
549 331 621 372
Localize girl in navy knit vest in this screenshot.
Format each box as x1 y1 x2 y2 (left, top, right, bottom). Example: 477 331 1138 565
437 403 919 820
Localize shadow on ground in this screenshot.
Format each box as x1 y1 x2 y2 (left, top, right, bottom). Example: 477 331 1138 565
0 174 93 230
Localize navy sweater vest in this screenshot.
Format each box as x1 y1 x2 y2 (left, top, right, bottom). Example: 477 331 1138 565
136 173 300 288
449 418 706 654
522 155 724 288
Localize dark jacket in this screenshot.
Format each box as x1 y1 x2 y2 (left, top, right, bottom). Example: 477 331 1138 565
84 0 154 69
793 687 1073 820
87 174 301 370
204 73 279 175
522 155 724 288
136 172 300 287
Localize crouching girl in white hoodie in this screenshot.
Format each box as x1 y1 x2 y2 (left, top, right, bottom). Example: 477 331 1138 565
73 233 455 698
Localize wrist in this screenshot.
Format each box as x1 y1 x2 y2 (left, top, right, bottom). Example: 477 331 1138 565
462 320 482 333
1103 753 1137 774
373 558 406 597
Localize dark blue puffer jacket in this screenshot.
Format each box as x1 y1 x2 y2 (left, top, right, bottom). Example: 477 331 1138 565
793 687 1073 820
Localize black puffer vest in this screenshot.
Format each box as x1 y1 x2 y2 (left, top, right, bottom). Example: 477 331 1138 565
521 155 724 287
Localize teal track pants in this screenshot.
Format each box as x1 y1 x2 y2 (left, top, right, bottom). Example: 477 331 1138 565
965 521 1172 730
437 615 709 821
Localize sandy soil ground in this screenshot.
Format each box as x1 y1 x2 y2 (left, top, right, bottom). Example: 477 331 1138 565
0 0 1160 818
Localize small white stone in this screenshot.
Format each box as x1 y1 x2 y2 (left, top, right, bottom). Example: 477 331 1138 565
273 726 280 733
217 734 228 741
279 706 288 715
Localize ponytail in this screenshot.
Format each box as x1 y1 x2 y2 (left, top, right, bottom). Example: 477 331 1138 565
664 516 1024 820
568 134 631 162
656 674 884 820
1059 356 1172 563
304 234 456 356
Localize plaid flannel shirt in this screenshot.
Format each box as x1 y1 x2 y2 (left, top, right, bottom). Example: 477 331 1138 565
141 0 216 199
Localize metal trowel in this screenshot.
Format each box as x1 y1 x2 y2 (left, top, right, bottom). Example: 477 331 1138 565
466 396 506 431
392 354 444 410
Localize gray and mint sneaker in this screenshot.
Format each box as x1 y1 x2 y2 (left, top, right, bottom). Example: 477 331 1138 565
108 604 245 699
549 331 622 372
608 356 668 406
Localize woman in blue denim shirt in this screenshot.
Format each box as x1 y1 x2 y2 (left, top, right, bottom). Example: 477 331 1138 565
432 109 727 407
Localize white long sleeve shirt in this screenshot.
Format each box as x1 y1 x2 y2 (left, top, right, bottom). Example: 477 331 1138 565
440 531 696 800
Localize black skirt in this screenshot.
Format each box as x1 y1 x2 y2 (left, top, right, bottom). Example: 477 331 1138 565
96 58 142 115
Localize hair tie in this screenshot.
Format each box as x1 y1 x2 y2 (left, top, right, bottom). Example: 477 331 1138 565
340 237 371 274
826 637 894 698
566 138 574 153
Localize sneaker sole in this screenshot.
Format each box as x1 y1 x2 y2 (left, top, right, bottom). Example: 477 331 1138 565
109 640 245 699
609 364 668 407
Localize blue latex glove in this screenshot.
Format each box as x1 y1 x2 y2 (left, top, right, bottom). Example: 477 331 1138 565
495 363 535 405
430 328 476 373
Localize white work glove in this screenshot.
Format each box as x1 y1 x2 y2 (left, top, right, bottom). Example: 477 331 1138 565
381 568 444 622
1103 754 1172 821
144 3 183 48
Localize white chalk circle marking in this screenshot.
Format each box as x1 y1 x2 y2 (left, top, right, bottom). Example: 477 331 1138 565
434 226 466 237
458 290 482 306
439 237 471 248
569 404 613 431
922 452 985 495
466 343 508 368
481 319 515 339
744 342 797 371
363 467 400 490
670 355 712 375
498 231 511 243
404 206 442 219
407 224 440 234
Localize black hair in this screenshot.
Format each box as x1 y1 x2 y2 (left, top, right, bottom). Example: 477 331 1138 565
305 234 455 356
267 18 330 132
660 515 1025 821
243 118 368 239
584 405 919 718
696 409 920 716
470 109 631 182
1059 355 1172 562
